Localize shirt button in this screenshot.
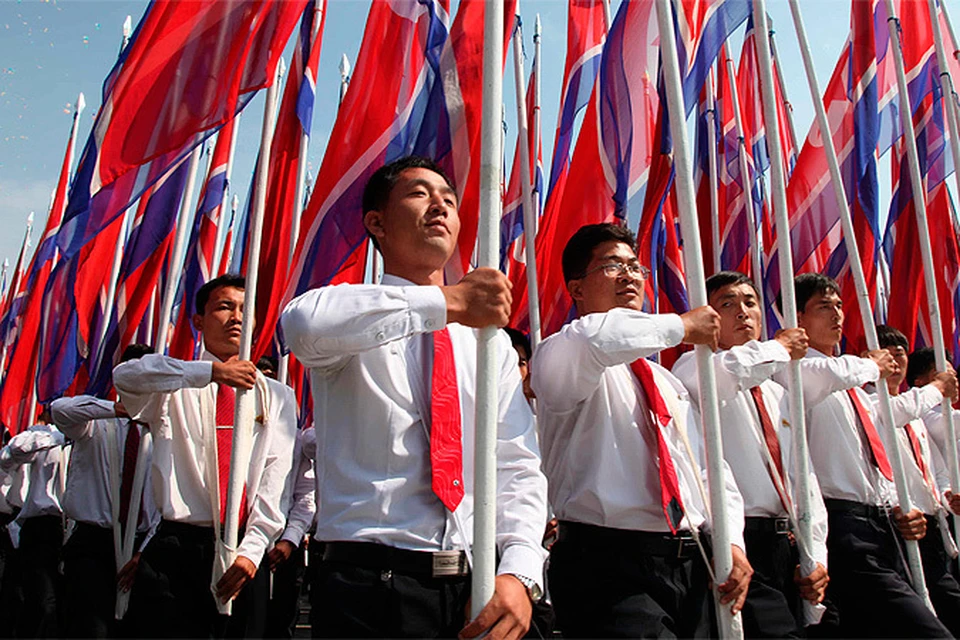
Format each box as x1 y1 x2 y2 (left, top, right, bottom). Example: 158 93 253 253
453 479 460 487
375 331 385 341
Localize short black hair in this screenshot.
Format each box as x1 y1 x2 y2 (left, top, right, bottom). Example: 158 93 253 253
876 325 909 352
706 270 759 300
561 223 637 284
120 343 154 363
503 327 531 361
794 273 840 314
257 355 278 374
907 347 937 387
362 156 457 251
195 274 245 315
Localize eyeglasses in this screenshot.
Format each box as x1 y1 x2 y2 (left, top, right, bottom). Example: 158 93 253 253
578 262 651 280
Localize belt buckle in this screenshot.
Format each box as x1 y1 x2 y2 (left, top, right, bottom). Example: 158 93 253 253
775 518 790 534
432 550 464 577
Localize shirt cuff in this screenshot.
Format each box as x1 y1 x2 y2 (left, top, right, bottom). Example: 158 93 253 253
919 384 945 413
183 360 214 388
660 314 686 349
408 285 448 331
496 542 547 591
279 523 306 547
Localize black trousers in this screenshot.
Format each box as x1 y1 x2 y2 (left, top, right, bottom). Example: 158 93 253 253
310 542 471 638
17 515 63 639
919 514 960 637
264 543 306 639
0 520 22 639
741 522 804 639
127 520 267 639
62 523 118 638
808 500 950 638
548 521 714 638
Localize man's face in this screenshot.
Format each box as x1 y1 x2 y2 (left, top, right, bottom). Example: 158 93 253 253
797 290 844 351
193 285 244 361
710 283 762 349
568 240 647 315
884 344 908 389
364 167 460 270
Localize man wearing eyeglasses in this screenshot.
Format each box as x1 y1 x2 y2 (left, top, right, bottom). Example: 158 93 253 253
531 222 752 637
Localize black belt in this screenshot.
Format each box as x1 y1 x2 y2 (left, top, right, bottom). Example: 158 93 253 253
557 521 702 559
744 516 791 534
322 541 470 578
823 498 891 521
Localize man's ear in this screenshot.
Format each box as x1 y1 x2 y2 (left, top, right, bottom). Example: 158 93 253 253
567 278 583 306
363 210 386 246
192 314 203 332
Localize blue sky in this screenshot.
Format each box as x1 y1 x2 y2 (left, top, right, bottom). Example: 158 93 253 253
0 0 853 278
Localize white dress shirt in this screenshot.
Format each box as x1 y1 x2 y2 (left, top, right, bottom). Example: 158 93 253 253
876 386 950 515
783 349 893 506
277 426 316 547
531 308 745 549
113 351 298 565
50 395 161 547
0 424 65 520
673 341 828 567
280 275 549 585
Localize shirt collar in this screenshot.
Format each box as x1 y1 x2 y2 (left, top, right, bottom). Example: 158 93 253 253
380 273 419 287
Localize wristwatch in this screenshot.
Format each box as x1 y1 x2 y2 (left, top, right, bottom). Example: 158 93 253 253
513 574 544 603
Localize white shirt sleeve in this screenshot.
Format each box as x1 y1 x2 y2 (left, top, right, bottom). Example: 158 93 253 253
113 354 212 425
280 284 448 373
791 355 881 408
50 396 117 441
237 380 299 565
0 426 66 472
673 340 790 404
885 386 944 429
493 333 549 585
532 309 685 413
279 434 316 547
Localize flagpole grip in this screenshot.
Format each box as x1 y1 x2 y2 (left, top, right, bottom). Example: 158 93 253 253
472 0 504 620
655 1 740 636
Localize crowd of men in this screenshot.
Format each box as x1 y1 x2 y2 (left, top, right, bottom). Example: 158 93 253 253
1 154 960 638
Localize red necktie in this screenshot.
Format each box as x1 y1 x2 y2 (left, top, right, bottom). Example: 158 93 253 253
846 388 894 481
750 386 792 513
630 358 685 534
216 384 248 529
905 423 933 488
430 328 464 512
118 421 141 535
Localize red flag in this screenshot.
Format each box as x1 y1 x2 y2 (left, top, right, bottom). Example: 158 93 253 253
252 2 327 361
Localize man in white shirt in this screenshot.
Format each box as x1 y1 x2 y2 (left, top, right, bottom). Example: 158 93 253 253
674 271 828 638
50 343 161 638
0 408 65 638
789 273 949 638
531 223 751 638
876 333 960 636
114 274 298 638
281 155 548 639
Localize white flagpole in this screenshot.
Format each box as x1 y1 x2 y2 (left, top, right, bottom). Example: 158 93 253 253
926 0 960 552
339 53 351 106
706 70 721 275
121 15 132 52
786 0 928 618
280 4 324 385
768 24 799 170
217 63 282 617
511 4 542 349
656 1 740 636
211 113 242 281
722 43 766 339
1 214 33 374
154 144 204 354
472 0 503 619
114 429 152 620
221 195 240 275
67 93 86 186
602 0 612 32
0 260 8 299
